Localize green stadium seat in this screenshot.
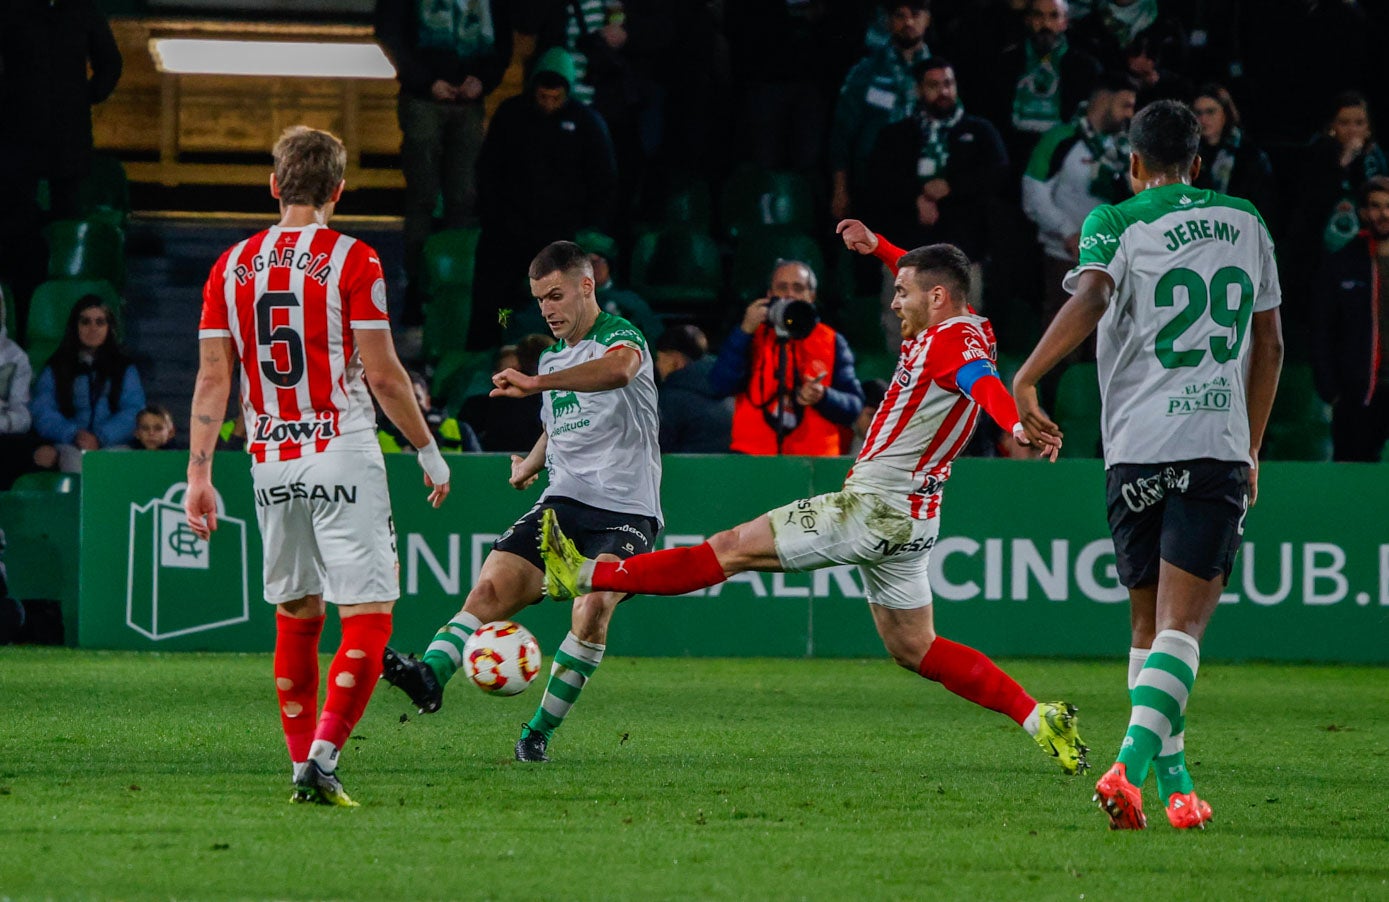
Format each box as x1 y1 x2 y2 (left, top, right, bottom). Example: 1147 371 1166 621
1053 362 1103 458
25 279 123 374
718 166 816 241
852 350 899 383
45 219 125 287
77 154 132 228
634 171 713 233
1263 363 1332 462
430 348 495 414
421 228 481 359
10 471 80 493
730 226 826 305
628 226 723 309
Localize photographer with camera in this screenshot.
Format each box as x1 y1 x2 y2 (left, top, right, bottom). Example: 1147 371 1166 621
709 260 864 456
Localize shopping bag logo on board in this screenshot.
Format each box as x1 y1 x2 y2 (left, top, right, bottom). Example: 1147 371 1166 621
126 483 250 640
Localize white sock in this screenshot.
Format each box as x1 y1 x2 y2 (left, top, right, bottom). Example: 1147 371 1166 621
308 739 339 774
291 761 309 782
1022 705 1041 737
1128 646 1151 691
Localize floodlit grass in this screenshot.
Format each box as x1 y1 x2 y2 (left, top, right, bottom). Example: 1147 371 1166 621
0 649 1385 900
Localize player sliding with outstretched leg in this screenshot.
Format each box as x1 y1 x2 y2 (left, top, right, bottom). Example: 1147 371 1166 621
1013 100 1284 829
543 230 1089 776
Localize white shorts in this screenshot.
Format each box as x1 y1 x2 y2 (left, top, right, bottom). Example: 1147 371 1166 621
251 449 399 605
768 489 940 610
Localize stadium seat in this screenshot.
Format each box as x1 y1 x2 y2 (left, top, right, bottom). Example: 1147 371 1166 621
24 279 123 373
421 228 481 359
45 219 125 287
1263 363 1332 461
628 226 723 309
10 471 80 493
718 166 816 241
853 350 900 383
431 348 495 414
634 170 713 233
76 154 132 228
1053 362 1103 458
730 225 826 305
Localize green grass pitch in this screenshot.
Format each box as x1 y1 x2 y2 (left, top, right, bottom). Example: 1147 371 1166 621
0 648 1385 900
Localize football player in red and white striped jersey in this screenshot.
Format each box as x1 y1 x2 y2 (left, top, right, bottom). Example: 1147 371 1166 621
184 126 450 807
539 222 1086 778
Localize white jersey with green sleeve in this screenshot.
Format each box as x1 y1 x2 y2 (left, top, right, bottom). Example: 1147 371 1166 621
538 310 663 522
1063 182 1281 468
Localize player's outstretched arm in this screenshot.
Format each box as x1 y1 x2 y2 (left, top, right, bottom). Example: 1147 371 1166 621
836 219 907 274
1013 269 1111 449
185 336 235 539
356 328 450 508
1245 308 1285 505
491 346 641 398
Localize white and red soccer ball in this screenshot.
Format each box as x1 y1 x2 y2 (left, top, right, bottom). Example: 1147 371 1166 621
462 621 542 696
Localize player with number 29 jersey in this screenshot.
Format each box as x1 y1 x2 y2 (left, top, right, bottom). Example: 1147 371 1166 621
199 223 388 463
1066 183 1281 467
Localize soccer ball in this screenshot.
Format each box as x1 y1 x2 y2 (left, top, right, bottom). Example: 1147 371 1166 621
462 621 542 696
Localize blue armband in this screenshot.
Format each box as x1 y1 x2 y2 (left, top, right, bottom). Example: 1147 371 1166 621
954 358 999 398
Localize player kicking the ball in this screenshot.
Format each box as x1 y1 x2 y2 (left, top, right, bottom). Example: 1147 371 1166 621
1013 100 1283 829
543 229 1089 777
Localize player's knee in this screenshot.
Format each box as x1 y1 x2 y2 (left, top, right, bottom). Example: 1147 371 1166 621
706 528 748 572
881 629 933 671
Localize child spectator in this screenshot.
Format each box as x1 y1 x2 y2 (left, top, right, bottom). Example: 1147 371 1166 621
132 404 176 451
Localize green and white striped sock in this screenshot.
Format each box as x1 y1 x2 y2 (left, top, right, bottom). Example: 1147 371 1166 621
1116 629 1200 786
420 611 482 685
526 632 604 740
1129 645 1195 800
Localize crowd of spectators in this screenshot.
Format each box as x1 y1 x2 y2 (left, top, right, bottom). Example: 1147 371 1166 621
2 0 1389 492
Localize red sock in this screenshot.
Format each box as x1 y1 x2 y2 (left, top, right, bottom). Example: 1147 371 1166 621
315 612 393 750
918 637 1036 725
590 542 728 595
274 613 324 762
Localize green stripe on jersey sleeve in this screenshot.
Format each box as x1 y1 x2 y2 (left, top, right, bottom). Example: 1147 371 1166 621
590 311 648 350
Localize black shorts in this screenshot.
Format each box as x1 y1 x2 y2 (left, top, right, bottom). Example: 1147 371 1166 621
1105 459 1250 588
493 495 660 573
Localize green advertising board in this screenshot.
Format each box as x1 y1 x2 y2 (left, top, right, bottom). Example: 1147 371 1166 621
70 451 1389 663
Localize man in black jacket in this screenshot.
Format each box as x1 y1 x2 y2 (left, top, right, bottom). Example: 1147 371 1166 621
864 58 1007 311
1313 175 1389 462
375 0 512 330
469 46 618 350
0 0 121 342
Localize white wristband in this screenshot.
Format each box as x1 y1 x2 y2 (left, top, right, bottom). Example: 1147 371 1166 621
417 438 451 486
1011 423 1030 444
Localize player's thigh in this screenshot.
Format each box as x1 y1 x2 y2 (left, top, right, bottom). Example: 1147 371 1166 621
252 458 325 604
769 490 923 571
463 550 545 621
309 452 400 605
1160 460 1249 584
1106 464 1167 589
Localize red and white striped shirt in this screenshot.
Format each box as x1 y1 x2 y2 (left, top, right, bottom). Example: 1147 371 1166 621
198 224 391 463
845 314 1000 519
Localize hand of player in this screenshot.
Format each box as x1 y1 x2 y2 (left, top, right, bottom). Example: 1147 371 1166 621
1012 422 1062 462
796 372 827 406
1013 383 1064 462
458 76 483 101
183 479 219 541
74 430 100 451
836 219 879 255
916 195 940 227
490 367 541 398
741 297 771 334
1248 453 1259 506
508 454 540 490
430 79 458 102
424 473 450 508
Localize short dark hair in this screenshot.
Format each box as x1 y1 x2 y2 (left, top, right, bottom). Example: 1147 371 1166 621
896 244 971 300
1359 176 1389 206
137 404 173 425
884 0 929 12
1129 100 1200 172
1092 71 1136 99
656 324 708 361
1328 91 1373 133
1194 82 1241 132
912 57 953 81
528 241 594 282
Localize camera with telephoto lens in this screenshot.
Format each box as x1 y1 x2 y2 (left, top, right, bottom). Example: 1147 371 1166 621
765 297 819 341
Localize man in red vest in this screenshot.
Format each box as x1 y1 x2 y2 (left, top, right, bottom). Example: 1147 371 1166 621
709 260 865 455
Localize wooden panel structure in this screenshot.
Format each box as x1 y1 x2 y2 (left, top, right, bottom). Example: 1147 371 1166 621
93 18 529 189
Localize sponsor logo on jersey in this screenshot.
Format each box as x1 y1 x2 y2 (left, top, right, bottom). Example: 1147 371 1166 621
1078 232 1118 251
1119 466 1191 513
370 278 388 313
872 534 936 557
784 497 821 536
254 482 359 506
551 390 582 419
1166 377 1232 415
252 414 338 444
962 333 988 362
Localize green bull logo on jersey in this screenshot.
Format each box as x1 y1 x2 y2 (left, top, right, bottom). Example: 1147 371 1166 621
551 391 582 419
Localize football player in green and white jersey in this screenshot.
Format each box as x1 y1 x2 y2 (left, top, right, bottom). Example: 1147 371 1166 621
381 241 663 763
1013 100 1284 830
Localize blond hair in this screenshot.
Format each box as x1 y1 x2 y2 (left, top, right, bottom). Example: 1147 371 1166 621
272 126 346 207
